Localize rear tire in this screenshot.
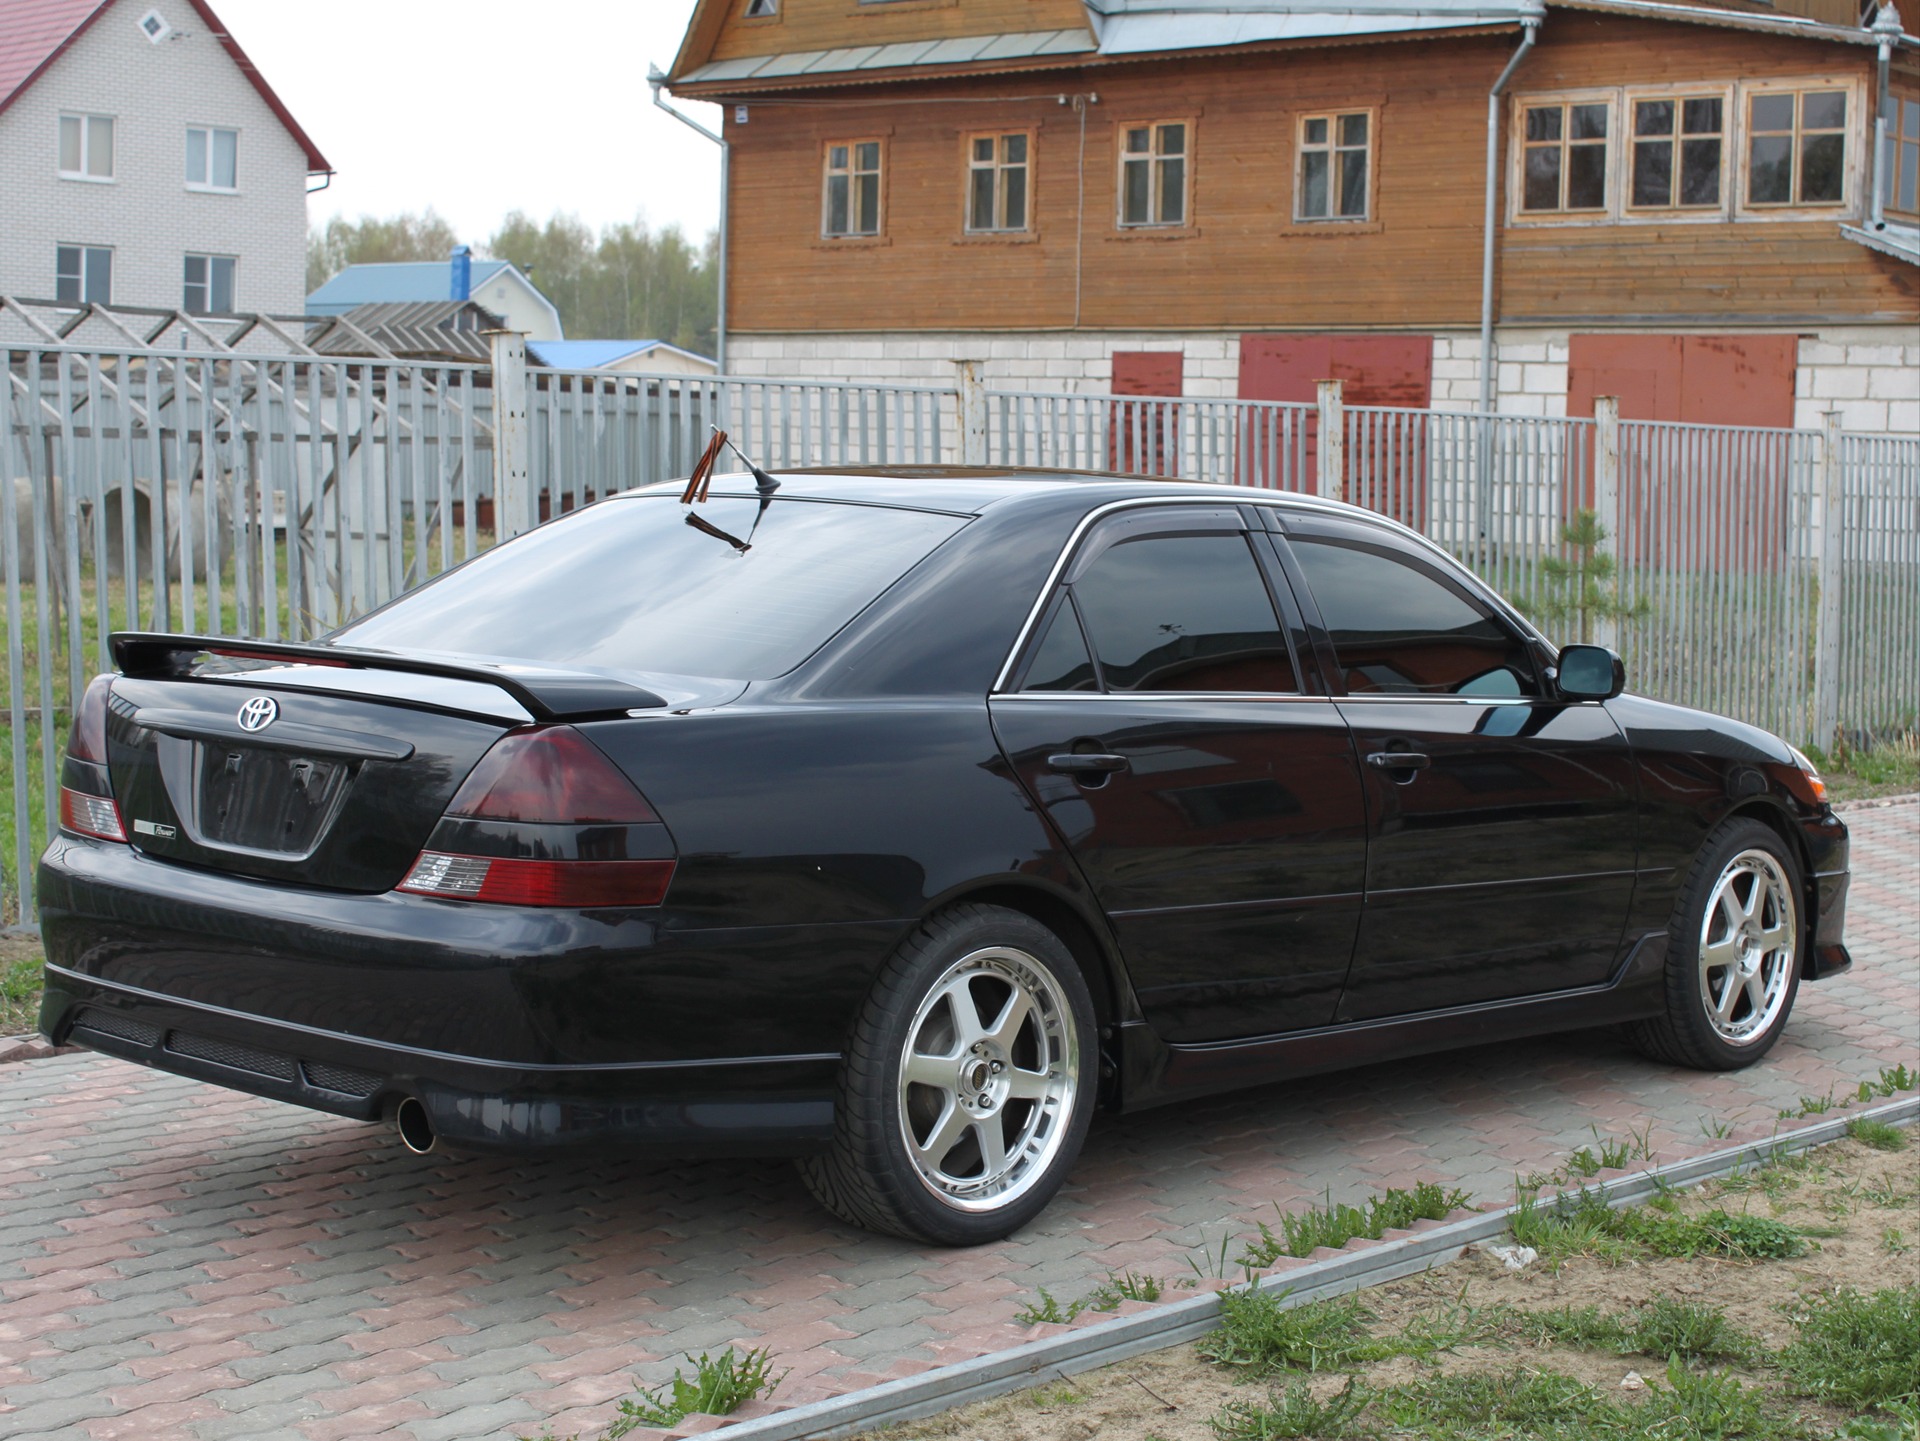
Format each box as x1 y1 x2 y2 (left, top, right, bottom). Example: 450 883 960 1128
798 903 1098 1246
1627 818 1804 1071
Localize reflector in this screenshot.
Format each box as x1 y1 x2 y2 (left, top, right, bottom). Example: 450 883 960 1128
61 787 126 842
398 852 674 908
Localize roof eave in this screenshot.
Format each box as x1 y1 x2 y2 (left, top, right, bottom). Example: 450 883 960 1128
1841 221 1920 265
1546 0 1887 45
0 0 113 123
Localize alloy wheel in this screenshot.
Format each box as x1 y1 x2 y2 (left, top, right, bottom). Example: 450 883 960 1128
1697 847 1797 1045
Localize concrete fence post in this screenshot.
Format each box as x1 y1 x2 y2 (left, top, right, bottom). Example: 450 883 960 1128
1812 411 1845 749
1316 378 1344 501
488 330 532 540
1593 395 1621 652
956 359 988 466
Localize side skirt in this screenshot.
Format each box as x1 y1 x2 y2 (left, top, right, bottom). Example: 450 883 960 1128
1116 931 1669 1111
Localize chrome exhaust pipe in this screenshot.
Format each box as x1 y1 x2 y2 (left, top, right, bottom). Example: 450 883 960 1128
395 1096 436 1155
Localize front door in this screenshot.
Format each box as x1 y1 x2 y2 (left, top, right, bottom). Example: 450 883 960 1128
990 506 1368 1043
1276 515 1640 1021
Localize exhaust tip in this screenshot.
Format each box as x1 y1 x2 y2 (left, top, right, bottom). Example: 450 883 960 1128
395 1096 436 1155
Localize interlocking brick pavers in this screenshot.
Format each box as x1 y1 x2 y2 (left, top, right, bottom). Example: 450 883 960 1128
1 801 1913 1441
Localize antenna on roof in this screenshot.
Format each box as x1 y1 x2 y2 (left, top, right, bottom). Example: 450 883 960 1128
720 431 780 497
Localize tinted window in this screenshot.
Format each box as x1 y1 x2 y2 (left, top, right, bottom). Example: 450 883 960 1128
335 495 966 681
1070 533 1297 693
1290 537 1536 697
1022 599 1098 691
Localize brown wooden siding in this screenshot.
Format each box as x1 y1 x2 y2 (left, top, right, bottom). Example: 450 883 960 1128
718 16 1917 335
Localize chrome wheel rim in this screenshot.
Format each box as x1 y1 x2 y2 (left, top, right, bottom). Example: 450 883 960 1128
896 946 1078 1212
1697 848 1797 1046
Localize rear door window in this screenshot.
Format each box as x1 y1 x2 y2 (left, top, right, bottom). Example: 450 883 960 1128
334 495 967 681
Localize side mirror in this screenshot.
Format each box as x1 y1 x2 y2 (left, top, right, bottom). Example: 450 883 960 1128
1556 644 1624 701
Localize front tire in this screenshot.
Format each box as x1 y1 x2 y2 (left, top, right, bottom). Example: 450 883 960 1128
1628 818 1804 1071
798 903 1098 1246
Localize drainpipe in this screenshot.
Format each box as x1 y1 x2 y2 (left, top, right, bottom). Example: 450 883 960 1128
1478 3 1544 416
1869 2 1903 230
649 66 728 374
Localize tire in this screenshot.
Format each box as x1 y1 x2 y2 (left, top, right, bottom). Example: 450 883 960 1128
1627 818 1805 1071
798 903 1099 1246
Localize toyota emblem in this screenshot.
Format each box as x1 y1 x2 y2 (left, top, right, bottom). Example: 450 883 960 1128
237 696 279 732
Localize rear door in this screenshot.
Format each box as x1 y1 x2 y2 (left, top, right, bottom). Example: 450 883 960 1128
989 504 1368 1043
1274 514 1639 1020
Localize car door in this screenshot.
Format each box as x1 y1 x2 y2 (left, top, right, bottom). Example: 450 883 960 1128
1273 513 1640 1021
989 504 1369 1043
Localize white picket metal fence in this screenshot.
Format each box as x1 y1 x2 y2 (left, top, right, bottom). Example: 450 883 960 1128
5 341 1917 922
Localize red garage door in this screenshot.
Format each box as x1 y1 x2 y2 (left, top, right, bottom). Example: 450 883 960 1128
1566 334 1796 426
1110 351 1183 476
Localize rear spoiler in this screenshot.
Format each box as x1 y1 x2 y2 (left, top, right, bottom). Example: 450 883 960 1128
110 633 668 720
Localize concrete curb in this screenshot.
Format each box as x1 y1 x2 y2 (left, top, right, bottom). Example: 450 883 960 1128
694 1094 1920 1441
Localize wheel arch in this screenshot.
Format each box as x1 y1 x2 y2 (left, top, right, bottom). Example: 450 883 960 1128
1722 798 1819 951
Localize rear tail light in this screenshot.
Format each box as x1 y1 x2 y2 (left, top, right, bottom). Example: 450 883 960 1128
60 674 126 842
398 725 673 908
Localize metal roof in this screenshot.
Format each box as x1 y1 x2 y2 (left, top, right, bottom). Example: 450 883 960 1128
306 260 517 317
1842 220 1920 266
526 339 721 370
679 28 1094 84
0 0 331 171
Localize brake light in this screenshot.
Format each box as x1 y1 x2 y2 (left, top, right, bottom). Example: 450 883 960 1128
397 725 673 908
60 674 126 842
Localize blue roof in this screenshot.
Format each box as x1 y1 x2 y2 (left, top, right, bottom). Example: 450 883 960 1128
306 259 515 316
527 339 670 369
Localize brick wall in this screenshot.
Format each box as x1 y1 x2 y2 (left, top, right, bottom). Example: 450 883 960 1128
0 0 310 314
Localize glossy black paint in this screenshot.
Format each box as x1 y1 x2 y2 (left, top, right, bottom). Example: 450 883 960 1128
39 471 1853 1156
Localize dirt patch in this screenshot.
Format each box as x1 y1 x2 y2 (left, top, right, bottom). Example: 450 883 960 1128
860 1134 1919 1441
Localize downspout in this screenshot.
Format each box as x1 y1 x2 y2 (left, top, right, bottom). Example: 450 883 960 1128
1478 3 1544 416
1869 2 1903 230
649 66 728 373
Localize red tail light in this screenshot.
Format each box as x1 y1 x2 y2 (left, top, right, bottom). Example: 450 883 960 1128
61 674 126 842
398 726 673 908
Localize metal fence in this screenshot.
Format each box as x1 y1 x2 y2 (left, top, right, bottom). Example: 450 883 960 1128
5 341 1917 922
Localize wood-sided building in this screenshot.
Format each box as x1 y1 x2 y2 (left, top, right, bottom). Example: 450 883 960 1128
667 0 1919 431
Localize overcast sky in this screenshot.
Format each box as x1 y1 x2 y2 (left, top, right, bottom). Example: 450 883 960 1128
216 0 721 248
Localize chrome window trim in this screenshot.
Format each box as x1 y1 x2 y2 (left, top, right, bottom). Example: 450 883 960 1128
989 491 1525 696
991 691 1335 704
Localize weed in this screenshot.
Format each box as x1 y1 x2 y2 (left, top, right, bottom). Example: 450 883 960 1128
1781 1089 1839 1120
1024 1382 1086 1408
1508 1182 1806 1265
1199 1289 1383 1375
1846 1117 1909 1152
605 1348 782 1435
1700 1116 1734 1140
1870 1063 1917 1096
1513 1298 1753 1363
1508 1184 1639 1265
1014 1288 1080 1326
1016 1270 1165 1325
1240 1180 1471 1267
1780 1285 1920 1412
1210 1378 1369 1440
1631 1208 1808 1260
1184 1231 1238 1285
1885 1228 1909 1255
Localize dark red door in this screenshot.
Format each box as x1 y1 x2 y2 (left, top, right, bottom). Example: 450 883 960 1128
1110 350 1183 476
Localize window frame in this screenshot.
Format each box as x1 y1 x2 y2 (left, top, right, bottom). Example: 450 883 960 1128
55 245 113 306
1622 88 1730 217
185 124 240 192
1736 79 1856 215
821 136 885 239
963 129 1035 235
1115 118 1193 230
183 253 237 315
1513 91 1618 221
1887 94 1920 221
1294 108 1376 223
57 113 114 182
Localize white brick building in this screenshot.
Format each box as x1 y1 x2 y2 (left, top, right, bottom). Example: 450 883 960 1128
0 0 327 317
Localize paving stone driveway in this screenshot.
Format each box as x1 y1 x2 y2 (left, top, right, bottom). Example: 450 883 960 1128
2 802 1915 1441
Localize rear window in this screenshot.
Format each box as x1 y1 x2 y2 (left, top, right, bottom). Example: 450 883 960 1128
333 494 968 681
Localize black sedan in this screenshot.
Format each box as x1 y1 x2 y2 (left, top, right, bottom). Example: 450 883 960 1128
38 470 1852 1245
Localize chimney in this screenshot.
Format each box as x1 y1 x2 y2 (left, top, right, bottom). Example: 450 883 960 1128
450 245 472 302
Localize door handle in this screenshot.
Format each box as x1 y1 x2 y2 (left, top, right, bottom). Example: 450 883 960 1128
1046 752 1129 774
1366 751 1431 772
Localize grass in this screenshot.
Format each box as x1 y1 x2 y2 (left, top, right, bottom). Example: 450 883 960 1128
1809 732 1920 803
1779 1286 1920 1413
1015 1271 1164 1326
1 940 45 1034
1239 1180 1473 1268
1846 1118 1910 1152
1511 1297 1756 1364
1509 1182 1808 1266
1779 1065 1919 1121
516 1347 784 1441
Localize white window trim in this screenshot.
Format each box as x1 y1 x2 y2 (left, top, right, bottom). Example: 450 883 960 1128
1116 118 1193 230
57 113 115 183
183 253 237 314
185 124 240 193
1508 77 1866 227
1294 107 1377 223
56 245 113 306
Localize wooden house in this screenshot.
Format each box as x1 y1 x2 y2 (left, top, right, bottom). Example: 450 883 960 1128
667 0 1918 432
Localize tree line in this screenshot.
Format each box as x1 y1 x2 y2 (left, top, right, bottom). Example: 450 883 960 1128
307 210 720 358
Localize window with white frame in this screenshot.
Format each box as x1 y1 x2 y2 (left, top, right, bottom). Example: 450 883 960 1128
823 140 882 236
58 114 114 179
1628 95 1724 210
56 246 112 305
1521 100 1610 213
186 126 238 190
1119 121 1187 227
1888 96 1920 219
1746 88 1846 207
184 255 235 314
1297 111 1372 220
967 132 1030 232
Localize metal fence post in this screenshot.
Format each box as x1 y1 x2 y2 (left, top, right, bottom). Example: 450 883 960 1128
1316 379 1344 501
1812 411 1845 750
1593 395 1621 652
489 331 532 539
956 359 987 466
